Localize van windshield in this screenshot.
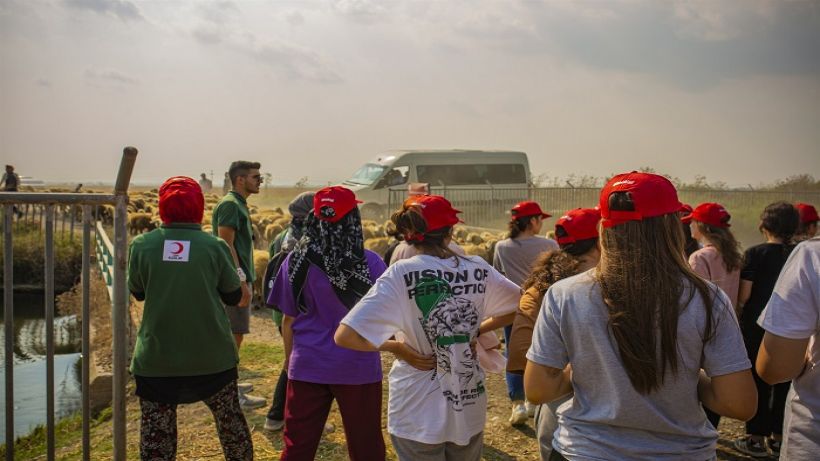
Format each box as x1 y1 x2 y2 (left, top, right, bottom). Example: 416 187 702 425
346 163 387 185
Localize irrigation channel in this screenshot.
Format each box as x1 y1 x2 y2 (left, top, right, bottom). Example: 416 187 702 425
0 291 81 438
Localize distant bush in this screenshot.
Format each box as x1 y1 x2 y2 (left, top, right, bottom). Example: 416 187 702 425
0 221 82 291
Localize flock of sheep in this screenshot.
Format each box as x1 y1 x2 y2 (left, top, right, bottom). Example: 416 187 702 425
109 190 506 304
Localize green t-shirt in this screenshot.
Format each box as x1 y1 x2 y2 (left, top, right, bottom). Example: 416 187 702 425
128 223 241 377
211 191 255 282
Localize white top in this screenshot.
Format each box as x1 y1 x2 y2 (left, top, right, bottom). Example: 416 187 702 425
758 237 820 461
342 254 521 445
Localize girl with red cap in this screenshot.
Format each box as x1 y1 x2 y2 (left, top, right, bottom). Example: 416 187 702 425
267 186 387 461
493 200 559 425
335 195 521 461
687 202 743 309
505 207 601 461
686 202 743 431
128 176 253 461
524 172 756 461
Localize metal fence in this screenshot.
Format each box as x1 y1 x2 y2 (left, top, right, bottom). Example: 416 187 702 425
1 147 137 461
389 187 820 245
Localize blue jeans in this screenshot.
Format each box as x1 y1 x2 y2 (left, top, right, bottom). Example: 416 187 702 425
504 325 525 401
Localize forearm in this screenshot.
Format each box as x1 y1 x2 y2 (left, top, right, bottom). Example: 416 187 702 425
282 316 294 366
334 324 379 351
479 312 516 335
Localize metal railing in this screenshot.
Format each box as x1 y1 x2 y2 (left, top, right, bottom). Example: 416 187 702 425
1 147 137 461
389 187 820 244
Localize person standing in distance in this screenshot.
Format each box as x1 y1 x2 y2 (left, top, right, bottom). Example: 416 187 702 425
212 160 267 410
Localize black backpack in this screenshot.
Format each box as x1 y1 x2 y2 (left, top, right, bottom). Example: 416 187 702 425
262 230 289 311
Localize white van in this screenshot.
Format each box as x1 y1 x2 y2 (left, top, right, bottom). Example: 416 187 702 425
342 149 530 218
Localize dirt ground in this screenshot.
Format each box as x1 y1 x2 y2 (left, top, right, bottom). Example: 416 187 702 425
233 309 759 461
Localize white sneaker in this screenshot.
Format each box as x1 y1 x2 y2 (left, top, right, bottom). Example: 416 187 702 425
509 402 528 426
264 418 284 431
239 393 267 411
525 401 536 418
237 382 254 393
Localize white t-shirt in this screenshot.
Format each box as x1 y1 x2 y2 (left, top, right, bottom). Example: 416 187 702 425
757 237 820 461
341 254 521 445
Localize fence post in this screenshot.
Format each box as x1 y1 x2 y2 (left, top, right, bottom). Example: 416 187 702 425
111 146 137 461
4 206 14 461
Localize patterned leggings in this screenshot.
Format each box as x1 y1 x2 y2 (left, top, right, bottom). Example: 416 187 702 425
140 380 253 461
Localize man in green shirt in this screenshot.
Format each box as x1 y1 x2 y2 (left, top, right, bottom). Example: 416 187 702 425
212 160 266 410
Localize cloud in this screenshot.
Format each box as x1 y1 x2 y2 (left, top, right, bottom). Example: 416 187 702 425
249 40 343 84
35 79 51 88
191 23 224 45
196 0 238 26
64 0 143 22
505 1 820 90
332 0 391 25
84 68 139 86
285 10 305 26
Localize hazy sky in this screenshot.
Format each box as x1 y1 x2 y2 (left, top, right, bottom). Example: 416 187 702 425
1 0 818 186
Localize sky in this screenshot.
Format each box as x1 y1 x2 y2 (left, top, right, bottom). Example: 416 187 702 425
1 0 818 187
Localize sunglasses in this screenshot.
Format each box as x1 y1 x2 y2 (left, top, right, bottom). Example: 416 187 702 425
244 174 262 181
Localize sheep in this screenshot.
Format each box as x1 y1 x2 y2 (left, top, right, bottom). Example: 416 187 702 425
364 237 390 257
128 212 155 235
252 249 270 307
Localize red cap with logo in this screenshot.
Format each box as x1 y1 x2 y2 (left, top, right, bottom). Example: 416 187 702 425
511 201 551 219
555 208 601 245
691 202 732 228
599 172 683 228
403 194 463 233
796 203 819 224
313 186 362 223
679 204 693 224
159 176 204 225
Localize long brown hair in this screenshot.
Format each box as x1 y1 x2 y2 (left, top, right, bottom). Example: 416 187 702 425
521 250 581 294
597 192 715 395
693 221 743 272
388 206 460 262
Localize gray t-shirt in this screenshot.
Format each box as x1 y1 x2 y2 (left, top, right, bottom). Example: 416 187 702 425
757 237 820 461
493 236 559 286
527 270 751 461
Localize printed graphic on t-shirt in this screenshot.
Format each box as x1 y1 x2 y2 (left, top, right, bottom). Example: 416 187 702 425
162 240 190 262
408 271 486 411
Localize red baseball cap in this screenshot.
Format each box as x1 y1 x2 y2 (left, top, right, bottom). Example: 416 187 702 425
313 186 362 223
690 202 731 228
511 201 551 219
159 176 204 225
679 204 693 224
796 203 819 224
404 194 463 232
599 172 683 228
555 208 600 245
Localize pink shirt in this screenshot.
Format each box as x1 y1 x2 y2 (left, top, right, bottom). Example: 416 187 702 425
688 245 740 308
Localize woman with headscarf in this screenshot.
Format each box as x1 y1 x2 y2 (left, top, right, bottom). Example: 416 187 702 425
267 186 387 461
128 176 253 461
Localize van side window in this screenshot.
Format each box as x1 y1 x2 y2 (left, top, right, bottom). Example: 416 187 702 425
375 166 409 189
417 164 526 186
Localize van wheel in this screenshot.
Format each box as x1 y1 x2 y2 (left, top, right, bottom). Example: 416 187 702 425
360 203 387 221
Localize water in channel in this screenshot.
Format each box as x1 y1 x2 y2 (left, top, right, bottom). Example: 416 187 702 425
0 292 82 438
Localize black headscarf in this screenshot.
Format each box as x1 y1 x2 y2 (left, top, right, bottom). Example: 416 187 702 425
287 207 372 312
